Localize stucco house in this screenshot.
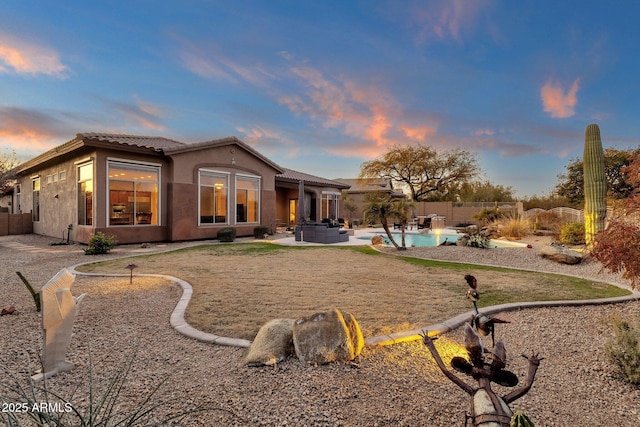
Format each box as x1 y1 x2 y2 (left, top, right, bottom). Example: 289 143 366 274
11 133 349 244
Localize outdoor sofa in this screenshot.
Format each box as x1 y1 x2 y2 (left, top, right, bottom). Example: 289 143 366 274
301 223 349 244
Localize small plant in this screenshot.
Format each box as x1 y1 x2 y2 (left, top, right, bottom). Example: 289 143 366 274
217 227 237 242
605 314 640 386
0 346 230 426
457 228 491 248
253 225 270 239
84 232 117 255
16 272 41 312
559 222 586 245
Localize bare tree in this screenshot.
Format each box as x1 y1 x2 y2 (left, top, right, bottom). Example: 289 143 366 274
0 149 19 195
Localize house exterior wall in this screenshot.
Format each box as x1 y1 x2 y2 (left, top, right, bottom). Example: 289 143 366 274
166 143 279 240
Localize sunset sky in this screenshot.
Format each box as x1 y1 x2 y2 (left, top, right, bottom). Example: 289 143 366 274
2 1 640 197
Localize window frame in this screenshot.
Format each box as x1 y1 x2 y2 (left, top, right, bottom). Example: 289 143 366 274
198 169 230 226
107 159 161 227
31 177 40 222
77 162 94 226
235 174 261 224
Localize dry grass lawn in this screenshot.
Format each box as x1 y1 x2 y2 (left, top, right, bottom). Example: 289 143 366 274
75 243 628 341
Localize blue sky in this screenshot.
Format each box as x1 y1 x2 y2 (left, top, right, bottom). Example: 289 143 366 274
2 1 640 197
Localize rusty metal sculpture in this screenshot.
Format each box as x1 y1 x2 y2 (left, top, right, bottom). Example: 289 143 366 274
422 275 542 426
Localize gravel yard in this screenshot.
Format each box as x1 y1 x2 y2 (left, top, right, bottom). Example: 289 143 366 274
1 234 639 426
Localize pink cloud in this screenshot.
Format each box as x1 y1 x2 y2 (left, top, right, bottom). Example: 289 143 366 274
541 78 580 118
405 0 493 44
0 33 68 77
400 125 437 141
112 97 167 131
177 38 272 86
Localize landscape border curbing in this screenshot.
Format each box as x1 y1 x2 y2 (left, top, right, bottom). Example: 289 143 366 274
68 245 640 350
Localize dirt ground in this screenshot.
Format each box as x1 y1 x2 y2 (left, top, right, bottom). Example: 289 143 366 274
77 244 625 340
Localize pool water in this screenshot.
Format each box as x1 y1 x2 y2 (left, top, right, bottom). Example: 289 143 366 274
360 232 524 248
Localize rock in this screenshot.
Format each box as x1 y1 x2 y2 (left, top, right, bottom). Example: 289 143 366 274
538 244 583 265
292 308 364 365
244 318 295 366
371 235 384 245
1 306 16 316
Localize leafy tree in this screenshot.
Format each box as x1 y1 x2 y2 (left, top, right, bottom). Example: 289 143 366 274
457 180 515 202
590 153 640 289
0 149 19 195
555 148 639 204
359 144 480 201
363 192 404 250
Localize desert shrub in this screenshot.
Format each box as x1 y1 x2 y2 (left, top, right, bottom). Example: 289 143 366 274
217 227 237 242
253 225 270 239
590 218 640 289
457 228 491 249
473 208 502 224
0 347 223 425
559 222 586 245
605 315 640 386
495 215 530 239
533 211 564 232
85 232 117 255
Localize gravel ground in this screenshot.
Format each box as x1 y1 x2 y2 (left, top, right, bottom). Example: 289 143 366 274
1 234 639 426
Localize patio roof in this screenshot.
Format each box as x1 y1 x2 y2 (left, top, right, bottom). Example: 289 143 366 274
276 168 350 189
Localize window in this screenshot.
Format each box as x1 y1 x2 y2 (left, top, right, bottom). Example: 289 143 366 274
199 170 228 225
58 170 66 181
77 163 93 225
46 175 53 184
108 161 159 226
32 178 40 222
15 184 21 213
321 192 340 220
236 175 260 223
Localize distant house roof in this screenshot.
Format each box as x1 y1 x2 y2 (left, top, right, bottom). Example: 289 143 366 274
334 178 399 194
277 168 350 189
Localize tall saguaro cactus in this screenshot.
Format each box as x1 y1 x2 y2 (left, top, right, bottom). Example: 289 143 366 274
583 123 607 246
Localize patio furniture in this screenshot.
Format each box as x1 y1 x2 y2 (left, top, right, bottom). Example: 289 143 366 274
301 223 349 244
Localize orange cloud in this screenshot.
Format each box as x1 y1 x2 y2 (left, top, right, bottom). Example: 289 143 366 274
541 78 580 118
112 97 166 131
0 33 68 77
400 125 437 141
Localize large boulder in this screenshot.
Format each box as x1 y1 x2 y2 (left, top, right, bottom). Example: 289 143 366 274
244 318 295 366
292 308 364 365
538 244 583 265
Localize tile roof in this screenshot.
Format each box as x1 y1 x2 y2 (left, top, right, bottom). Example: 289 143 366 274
78 132 186 151
277 168 351 189
334 178 395 192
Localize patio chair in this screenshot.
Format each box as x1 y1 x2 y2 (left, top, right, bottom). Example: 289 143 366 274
417 217 432 229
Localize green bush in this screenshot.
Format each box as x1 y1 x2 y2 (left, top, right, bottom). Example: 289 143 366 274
559 222 585 245
605 315 640 386
253 225 270 239
473 208 502 224
85 232 117 255
217 227 237 242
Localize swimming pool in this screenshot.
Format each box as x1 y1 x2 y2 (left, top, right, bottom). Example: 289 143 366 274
360 232 524 248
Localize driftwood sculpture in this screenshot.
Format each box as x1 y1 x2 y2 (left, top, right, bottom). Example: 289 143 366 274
422 275 542 427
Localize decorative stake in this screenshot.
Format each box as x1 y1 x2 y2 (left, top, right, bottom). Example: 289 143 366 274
125 264 138 284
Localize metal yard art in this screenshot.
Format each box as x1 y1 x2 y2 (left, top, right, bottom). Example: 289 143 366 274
422 275 542 426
